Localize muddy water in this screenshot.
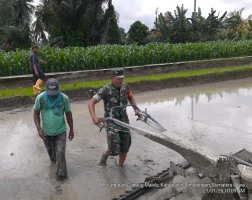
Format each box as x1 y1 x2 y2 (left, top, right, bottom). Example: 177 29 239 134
1 78 252 200
128 78 252 158
0 100 185 200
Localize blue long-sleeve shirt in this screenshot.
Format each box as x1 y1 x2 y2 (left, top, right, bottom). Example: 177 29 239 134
29 51 40 71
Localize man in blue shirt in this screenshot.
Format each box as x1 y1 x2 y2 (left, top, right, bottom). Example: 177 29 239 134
29 45 47 96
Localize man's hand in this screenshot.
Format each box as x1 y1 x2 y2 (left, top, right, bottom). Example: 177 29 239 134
92 116 103 128
135 109 142 121
69 130 74 141
135 109 140 116
38 129 46 140
40 60 47 64
88 98 103 129
35 70 39 76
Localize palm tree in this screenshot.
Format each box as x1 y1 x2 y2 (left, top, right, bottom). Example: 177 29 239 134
12 0 35 27
33 0 117 46
0 25 20 50
226 8 249 39
227 8 244 31
167 5 192 43
32 8 47 44
154 12 172 42
0 0 33 50
0 0 13 26
190 8 229 41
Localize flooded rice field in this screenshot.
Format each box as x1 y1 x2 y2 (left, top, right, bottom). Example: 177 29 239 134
1 78 252 200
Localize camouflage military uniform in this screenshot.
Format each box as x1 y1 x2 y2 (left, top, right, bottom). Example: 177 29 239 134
93 83 133 156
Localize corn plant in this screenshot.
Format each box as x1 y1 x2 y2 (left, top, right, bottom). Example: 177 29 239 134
1 41 252 76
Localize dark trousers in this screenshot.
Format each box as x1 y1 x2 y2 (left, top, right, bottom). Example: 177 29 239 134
30 68 45 85
43 132 67 177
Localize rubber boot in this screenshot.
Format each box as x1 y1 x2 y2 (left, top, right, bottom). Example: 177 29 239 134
33 87 41 96
33 79 43 92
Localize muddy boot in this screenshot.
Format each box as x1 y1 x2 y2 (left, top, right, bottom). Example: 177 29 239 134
99 154 108 166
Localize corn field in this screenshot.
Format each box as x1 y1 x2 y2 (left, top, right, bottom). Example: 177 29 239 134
1 41 252 76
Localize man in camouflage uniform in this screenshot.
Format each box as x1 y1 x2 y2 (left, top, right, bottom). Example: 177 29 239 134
88 68 139 167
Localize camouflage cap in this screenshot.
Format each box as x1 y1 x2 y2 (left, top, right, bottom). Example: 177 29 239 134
111 68 124 79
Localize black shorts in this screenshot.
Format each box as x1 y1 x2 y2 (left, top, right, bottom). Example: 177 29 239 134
30 67 45 84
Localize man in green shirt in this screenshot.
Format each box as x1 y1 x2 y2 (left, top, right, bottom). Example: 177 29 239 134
33 78 74 179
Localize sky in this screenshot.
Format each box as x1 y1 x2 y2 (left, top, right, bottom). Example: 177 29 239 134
34 0 252 31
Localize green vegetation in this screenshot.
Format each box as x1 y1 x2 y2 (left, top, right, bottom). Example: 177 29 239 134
0 0 34 51
1 0 120 50
1 65 252 98
128 21 149 45
151 6 252 43
1 41 252 76
1 0 252 51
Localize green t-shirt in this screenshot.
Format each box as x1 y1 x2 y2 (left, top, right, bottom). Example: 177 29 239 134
33 92 71 136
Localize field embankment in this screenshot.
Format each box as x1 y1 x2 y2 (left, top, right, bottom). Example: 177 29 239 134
1 64 252 110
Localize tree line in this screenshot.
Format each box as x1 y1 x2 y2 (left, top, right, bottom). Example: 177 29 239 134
0 1 251 51
126 6 252 45
0 0 121 51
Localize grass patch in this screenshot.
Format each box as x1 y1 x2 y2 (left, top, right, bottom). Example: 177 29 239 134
1 65 252 98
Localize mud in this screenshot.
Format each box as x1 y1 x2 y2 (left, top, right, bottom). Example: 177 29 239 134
1 78 252 199
2 67 252 111
0 103 186 200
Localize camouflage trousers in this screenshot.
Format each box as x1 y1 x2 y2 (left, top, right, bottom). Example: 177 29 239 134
105 126 132 156
43 132 67 177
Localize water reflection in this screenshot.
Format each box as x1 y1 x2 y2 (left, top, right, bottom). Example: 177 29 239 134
139 79 252 106
130 79 252 156
134 79 252 124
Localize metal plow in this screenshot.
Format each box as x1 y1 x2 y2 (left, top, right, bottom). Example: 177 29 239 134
89 91 252 200
112 149 252 200
99 105 167 135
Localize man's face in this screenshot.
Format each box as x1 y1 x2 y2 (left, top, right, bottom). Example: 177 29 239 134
33 48 39 53
49 95 57 99
111 76 124 88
